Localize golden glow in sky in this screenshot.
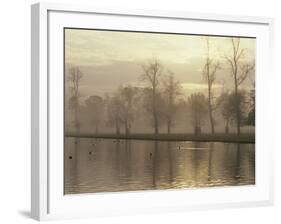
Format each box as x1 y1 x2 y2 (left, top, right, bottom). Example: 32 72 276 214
65 28 255 97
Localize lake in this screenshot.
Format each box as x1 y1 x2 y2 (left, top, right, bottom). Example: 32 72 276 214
64 137 255 194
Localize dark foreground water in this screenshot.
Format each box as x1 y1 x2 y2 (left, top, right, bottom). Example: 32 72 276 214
64 138 255 194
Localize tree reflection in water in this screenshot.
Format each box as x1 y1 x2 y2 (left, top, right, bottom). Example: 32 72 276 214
64 138 255 194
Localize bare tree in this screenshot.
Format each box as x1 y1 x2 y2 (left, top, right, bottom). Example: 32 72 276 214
202 37 220 134
218 91 247 134
67 66 83 133
162 71 182 134
85 95 104 134
106 95 122 135
188 93 208 134
142 88 165 132
225 38 255 135
218 92 233 134
247 89 255 126
118 86 139 135
140 59 163 134
247 62 255 126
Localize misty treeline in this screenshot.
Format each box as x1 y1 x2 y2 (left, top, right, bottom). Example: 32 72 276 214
66 38 255 136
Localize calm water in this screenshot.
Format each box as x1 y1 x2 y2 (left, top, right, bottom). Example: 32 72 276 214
64 137 255 194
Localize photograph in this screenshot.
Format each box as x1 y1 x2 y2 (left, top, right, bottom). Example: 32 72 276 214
64 28 256 194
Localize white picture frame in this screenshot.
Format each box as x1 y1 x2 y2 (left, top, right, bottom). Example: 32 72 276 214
31 2 274 221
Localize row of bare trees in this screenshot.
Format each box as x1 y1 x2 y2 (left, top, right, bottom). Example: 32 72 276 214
202 37 254 135
140 60 182 134
224 39 255 135
66 38 255 136
106 86 139 135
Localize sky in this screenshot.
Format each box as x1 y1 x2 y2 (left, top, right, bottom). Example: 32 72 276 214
64 28 256 100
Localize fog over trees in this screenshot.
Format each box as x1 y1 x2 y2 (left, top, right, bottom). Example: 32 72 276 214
84 95 104 134
202 37 220 134
162 71 182 134
224 38 255 135
140 59 163 134
67 66 83 135
64 31 256 195
65 37 255 136
188 93 208 134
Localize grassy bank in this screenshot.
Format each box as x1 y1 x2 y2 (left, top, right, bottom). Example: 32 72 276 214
65 133 255 144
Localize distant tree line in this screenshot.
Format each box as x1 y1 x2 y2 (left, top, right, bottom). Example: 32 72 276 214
66 38 255 136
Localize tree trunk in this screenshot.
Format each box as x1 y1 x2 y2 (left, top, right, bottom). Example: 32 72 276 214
208 102 215 134
115 121 120 135
194 126 197 134
194 125 201 134
74 99 80 134
125 120 130 135
154 119 159 134
207 65 215 134
127 122 131 135
225 125 229 134
152 84 159 135
234 75 241 135
167 119 171 134
95 125 99 134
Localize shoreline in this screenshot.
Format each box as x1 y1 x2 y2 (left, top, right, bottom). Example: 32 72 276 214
64 133 255 144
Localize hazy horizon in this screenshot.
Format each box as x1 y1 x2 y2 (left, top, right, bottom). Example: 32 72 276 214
64 28 256 194
64 28 255 134
65 28 255 102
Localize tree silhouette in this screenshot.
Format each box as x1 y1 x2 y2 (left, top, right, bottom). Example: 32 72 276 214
140 59 163 134
218 91 247 133
225 38 254 135
202 37 220 134
106 95 123 135
162 71 182 134
118 85 139 135
85 95 104 134
188 93 208 134
67 66 83 133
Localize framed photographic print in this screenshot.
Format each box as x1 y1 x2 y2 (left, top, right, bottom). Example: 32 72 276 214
31 2 274 221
